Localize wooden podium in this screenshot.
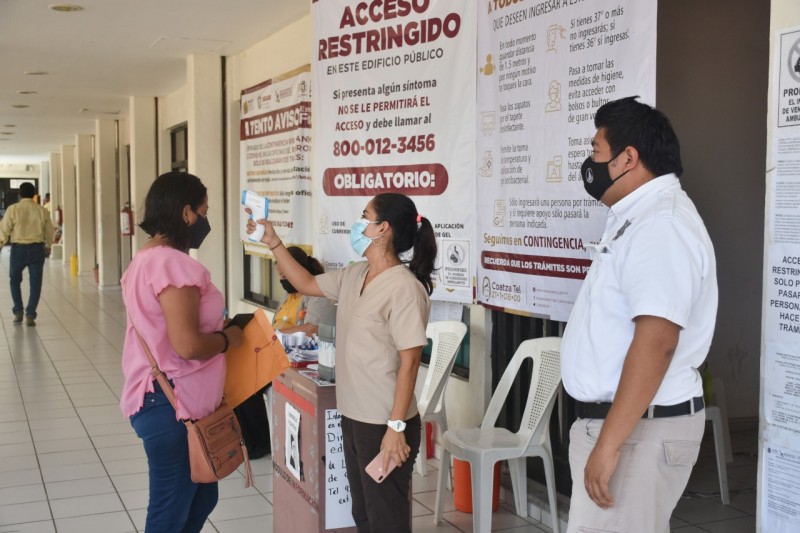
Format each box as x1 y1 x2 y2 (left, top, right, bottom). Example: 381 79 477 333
272 369 356 533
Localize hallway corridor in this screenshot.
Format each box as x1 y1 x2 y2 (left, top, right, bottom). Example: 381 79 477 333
0 255 757 532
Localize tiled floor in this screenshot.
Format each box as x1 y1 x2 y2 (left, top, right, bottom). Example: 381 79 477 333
0 255 757 532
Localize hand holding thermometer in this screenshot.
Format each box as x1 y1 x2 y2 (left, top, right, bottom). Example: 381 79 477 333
241 190 269 242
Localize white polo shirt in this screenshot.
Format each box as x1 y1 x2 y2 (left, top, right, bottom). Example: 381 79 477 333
561 174 718 406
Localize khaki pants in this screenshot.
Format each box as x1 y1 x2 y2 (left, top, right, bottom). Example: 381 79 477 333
567 412 705 533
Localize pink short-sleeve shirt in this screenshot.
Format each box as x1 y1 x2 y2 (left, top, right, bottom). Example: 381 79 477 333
120 246 225 420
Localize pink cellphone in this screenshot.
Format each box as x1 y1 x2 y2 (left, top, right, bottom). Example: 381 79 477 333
365 450 398 483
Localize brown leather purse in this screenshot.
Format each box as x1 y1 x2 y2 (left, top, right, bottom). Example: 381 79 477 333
135 331 253 487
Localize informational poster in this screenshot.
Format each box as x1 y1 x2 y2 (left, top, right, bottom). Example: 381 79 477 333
777 28 800 128
285 402 301 480
240 66 312 255
761 442 800 532
324 409 355 529
764 339 800 442
762 25 800 533
312 0 476 303
476 0 656 320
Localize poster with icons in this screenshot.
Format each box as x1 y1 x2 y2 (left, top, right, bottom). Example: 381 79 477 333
240 66 313 256
476 0 656 320
760 24 800 533
312 0 476 303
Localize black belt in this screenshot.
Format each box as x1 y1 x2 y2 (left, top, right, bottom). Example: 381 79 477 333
12 242 44 246
575 396 704 420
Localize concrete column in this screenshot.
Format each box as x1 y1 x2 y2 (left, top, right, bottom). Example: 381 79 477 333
224 58 244 308
40 161 50 197
75 134 96 274
96 119 121 289
118 118 132 271
187 54 225 290
49 152 61 228
60 145 77 266
50 152 61 227
129 96 157 252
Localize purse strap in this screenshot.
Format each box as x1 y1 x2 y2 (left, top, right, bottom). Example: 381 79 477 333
133 328 182 417
132 323 255 488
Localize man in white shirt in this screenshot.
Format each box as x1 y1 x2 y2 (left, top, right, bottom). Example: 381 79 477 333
562 96 718 532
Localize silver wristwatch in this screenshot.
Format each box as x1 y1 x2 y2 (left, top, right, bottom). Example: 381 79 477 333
387 419 406 432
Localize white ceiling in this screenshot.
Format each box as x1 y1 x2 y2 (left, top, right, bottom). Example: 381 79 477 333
0 0 309 164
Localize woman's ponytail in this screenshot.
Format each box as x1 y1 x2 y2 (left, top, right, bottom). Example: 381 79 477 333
409 216 436 295
372 193 438 295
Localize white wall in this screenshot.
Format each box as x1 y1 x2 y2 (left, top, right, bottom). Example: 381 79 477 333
187 55 225 291
225 15 314 316
158 86 189 174
0 163 39 178
128 96 157 253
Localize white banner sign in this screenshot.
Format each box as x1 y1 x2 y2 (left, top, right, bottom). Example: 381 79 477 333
240 66 313 254
761 442 800 532
476 0 656 321
312 0 477 303
762 26 800 531
764 24 800 451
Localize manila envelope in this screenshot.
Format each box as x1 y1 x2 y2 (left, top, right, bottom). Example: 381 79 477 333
224 308 290 408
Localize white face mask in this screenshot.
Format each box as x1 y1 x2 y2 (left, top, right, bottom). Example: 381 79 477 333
350 218 379 256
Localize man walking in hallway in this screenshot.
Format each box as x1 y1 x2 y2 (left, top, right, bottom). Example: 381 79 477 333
0 182 54 326
561 97 718 532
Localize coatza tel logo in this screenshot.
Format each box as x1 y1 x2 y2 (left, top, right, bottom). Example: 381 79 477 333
482 276 491 300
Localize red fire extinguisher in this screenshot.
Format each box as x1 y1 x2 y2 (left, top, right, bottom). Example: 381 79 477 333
55 206 63 226
120 203 134 236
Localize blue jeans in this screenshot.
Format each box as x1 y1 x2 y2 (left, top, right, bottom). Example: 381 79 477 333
130 381 218 533
9 243 46 317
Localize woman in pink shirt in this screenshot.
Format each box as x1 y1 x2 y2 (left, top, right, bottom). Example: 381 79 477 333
120 172 243 532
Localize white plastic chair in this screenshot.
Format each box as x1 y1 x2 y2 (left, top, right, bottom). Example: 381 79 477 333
706 377 733 504
415 321 468 483
433 337 562 533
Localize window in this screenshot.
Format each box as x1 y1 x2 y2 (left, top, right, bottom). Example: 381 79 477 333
243 252 283 310
170 123 188 172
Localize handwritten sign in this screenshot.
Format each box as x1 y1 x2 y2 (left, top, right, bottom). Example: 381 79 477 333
324 409 355 529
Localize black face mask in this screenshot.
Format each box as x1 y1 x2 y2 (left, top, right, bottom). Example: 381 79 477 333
580 153 630 201
280 278 298 294
188 214 211 249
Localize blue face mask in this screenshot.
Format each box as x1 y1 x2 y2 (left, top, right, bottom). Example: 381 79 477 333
350 218 379 257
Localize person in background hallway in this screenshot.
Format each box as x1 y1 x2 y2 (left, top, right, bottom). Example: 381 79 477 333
234 245 334 459
120 171 244 533
248 193 436 533
561 96 718 532
0 182 54 326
